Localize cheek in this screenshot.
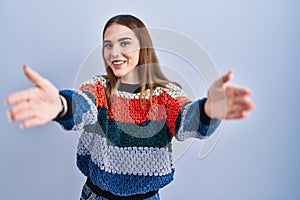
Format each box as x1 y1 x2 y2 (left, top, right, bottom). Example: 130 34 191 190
123 43 140 60
127 50 140 63
103 51 110 64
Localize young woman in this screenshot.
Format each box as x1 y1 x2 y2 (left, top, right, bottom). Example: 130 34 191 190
5 14 254 200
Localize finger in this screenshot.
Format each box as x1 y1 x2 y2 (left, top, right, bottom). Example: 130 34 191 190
5 87 39 105
23 65 45 86
230 92 255 108
228 103 253 113
8 101 28 121
222 70 233 84
8 101 35 121
21 117 41 129
230 86 252 96
10 108 34 122
235 98 255 110
226 110 248 119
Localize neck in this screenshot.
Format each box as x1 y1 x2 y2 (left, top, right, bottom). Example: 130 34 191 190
120 68 140 84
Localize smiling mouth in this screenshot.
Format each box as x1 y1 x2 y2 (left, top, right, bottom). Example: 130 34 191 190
112 60 126 68
113 60 125 64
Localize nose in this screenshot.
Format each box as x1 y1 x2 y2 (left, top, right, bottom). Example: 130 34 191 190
111 45 121 58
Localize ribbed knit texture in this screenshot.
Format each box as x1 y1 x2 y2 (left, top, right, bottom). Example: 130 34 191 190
55 75 221 196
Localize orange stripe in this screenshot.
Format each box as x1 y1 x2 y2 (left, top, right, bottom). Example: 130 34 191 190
108 93 189 136
80 81 108 109
80 82 190 136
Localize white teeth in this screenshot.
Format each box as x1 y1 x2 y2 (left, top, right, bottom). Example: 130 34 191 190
112 61 125 65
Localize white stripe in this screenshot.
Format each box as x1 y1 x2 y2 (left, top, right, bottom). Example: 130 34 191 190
116 83 186 99
77 131 174 176
80 76 185 99
80 75 107 87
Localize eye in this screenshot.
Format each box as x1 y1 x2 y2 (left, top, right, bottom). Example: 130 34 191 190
103 43 112 49
120 41 130 47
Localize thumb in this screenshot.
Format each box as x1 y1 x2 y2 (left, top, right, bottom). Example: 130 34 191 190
23 65 45 86
221 70 233 84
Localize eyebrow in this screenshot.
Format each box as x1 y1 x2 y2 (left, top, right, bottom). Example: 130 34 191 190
103 37 132 43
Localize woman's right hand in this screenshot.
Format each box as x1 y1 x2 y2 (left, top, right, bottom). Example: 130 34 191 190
5 65 63 128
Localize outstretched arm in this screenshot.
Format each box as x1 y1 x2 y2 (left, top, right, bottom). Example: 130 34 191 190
204 71 255 120
5 65 66 128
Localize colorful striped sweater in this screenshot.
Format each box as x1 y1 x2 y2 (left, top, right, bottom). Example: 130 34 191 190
54 75 221 196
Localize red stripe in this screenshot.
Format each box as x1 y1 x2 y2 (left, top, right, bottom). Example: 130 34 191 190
80 82 190 136
108 92 189 136
80 81 108 109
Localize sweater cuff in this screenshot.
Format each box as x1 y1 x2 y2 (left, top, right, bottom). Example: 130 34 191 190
53 91 74 121
199 98 212 125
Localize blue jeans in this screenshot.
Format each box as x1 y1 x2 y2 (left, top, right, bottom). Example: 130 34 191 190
80 183 160 200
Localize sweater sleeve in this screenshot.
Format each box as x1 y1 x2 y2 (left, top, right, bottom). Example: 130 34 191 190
165 83 221 141
53 75 107 131
174 98 221 141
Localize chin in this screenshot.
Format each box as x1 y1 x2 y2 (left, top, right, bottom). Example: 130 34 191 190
113 71 126 78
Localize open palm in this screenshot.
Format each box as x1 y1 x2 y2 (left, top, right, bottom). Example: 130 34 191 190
5 65 62 128
204 71 255 119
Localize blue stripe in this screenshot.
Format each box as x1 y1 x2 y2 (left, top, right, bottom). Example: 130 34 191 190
77 154 174 196
180 99 220 137
55 90 94 130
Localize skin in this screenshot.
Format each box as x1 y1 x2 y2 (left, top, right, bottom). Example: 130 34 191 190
5 65 63 128
204 71 254 119
103 24 141 84
4 25 255 128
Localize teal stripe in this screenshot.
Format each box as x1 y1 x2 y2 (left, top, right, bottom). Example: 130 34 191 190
81 90 96 105
84 120 173 148
83 107 173 148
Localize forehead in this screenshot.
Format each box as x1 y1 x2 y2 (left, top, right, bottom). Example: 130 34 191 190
104 24 137 41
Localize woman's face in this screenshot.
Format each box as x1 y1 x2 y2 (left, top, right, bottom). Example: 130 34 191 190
103 24 140 84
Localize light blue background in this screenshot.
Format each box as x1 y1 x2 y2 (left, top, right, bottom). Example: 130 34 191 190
1 0 299 199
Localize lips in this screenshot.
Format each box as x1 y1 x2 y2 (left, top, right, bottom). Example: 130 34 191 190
111 60 126 68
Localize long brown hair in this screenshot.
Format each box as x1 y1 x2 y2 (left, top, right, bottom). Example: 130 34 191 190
102 14 177 105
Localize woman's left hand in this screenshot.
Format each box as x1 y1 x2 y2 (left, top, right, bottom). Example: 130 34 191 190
204 71 255 120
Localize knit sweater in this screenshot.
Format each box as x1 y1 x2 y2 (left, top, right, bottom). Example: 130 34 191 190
55 75 221 196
